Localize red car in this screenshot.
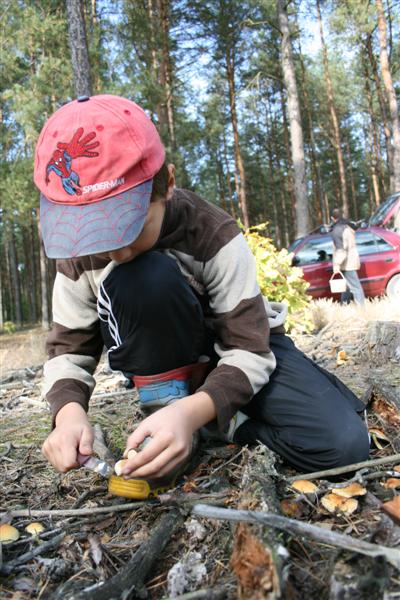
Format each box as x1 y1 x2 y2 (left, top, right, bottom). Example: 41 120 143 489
291 194 400 299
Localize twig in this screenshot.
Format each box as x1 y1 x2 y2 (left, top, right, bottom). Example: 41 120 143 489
287 453 400 482
192 503 400 570
0 532 66 575
0 501 147 519
164 586 230 600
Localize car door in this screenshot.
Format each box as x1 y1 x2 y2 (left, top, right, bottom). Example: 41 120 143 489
293 236 334 298
356 230 398 296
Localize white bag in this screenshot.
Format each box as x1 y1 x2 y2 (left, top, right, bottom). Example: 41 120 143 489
329 271 347 294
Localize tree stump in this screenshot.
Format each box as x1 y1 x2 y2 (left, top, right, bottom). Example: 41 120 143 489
365 321 400 366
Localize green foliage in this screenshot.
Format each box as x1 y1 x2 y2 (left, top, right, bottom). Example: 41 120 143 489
2 321 16 335
244 224 312 332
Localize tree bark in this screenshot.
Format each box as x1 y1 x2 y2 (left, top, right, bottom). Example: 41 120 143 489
225 48 250 229
316 0 349 217
159 0 176 151
8 229 22 327
38 219 50 330
66 0 92 97
277 0 309 238
376 0 400 192
366 34 393 193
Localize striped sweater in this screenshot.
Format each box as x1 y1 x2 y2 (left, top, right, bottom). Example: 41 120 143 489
44 188 288 432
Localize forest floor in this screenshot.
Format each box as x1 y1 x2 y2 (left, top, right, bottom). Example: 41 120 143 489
1 297 400 599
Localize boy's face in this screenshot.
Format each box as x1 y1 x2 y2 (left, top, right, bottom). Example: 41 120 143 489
95 164 175 264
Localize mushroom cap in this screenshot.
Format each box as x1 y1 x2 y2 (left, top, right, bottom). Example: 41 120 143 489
0 523 20 543
382 478 400 489
332 483 367 498
291 479 318 494
127 448 138 460
25 522 45 535
114 459 128 476
321 493 358 515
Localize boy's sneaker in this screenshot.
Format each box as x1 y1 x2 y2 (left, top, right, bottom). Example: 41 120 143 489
133 360 209 414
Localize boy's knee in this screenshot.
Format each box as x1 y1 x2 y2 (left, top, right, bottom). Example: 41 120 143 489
112 252 182 308
329 417 370 468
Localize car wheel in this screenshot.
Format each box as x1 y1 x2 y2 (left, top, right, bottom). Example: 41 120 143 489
386 274 400 298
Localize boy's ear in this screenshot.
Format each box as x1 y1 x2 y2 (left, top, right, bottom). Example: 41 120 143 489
166 163 175 200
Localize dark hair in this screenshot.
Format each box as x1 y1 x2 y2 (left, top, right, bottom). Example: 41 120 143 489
331 207 342 220
150 162 169 202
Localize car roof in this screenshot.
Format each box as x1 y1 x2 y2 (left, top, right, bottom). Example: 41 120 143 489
294 226 400 248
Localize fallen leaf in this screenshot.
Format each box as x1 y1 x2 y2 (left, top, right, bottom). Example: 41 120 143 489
336 350 348 366
321 493 358 515
280 499 303 518
332 483 367 498
291 480 318 494
369 428 391 450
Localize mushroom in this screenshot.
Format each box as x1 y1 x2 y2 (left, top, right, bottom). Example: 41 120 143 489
332 483 367 498
127 448 138 460
0 523 20 543
291 479 318 494
114 459 128 476
382 478 400 489
25 522 45 536
321 492 358 515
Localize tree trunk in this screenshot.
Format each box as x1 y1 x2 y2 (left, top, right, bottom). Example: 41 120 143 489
225 49 250 229
362 50 383 206
222 128 237 219
159 0 176 151
366 34 393 193
316 0 349 217
376 0 400 192
279 84 297 235
66 0 92 97
38 220 50 331
9 229 22 327
0 266 3 330
277 0 309 238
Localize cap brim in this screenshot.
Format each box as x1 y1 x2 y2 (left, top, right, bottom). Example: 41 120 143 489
40 180 152 259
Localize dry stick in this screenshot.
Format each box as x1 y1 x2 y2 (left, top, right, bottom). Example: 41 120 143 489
0 501 147 519
0 532 66 575
287 453 400 483
53 508 183 600
192 504 400 570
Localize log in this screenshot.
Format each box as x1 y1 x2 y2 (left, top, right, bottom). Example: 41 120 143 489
229 447 288 599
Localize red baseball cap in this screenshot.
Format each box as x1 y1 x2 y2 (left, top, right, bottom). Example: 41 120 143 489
34 94 165 259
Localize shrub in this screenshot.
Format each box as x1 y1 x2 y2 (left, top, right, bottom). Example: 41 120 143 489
2 321 16 334
244 224 311 332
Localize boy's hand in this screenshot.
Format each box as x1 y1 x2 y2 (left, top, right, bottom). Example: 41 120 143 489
42 403 94 473
122 391 216 480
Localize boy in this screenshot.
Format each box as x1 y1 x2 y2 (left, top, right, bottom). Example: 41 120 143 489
34 94 369 485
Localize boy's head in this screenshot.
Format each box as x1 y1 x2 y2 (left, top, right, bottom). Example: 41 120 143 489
34 94 168 259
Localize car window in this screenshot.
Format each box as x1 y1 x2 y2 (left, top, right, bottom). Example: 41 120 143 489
295 237 333 265
355 231 393 255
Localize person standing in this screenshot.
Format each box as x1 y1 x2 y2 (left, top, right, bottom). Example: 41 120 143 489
331 208 365 305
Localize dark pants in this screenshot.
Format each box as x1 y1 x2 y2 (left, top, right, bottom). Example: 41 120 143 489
99 251 370 472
